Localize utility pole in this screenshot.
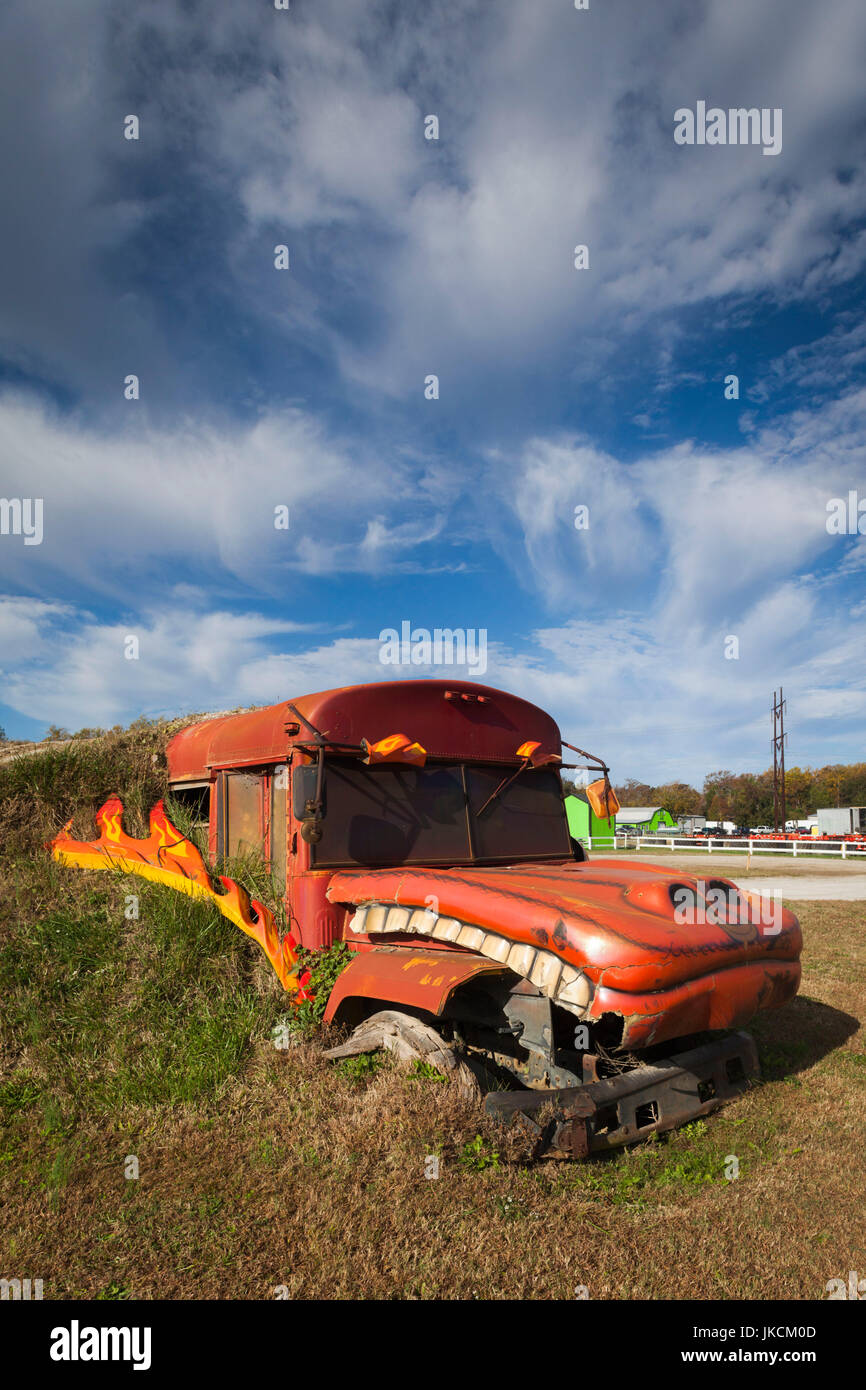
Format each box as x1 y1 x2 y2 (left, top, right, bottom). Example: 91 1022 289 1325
772 687 787 832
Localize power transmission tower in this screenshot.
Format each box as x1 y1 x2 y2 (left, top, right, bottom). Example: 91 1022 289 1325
772 687 787 832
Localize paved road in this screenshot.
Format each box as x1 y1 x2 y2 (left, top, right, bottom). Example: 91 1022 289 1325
731 876 866 901
593 851 866 900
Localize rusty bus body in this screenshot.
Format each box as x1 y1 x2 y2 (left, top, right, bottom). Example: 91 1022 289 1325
54 679 802 1157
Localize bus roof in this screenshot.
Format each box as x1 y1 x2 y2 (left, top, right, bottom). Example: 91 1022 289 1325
166 679 562 782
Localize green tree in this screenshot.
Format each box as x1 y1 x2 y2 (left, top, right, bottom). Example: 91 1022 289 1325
703 770 735 822
44 725 72 741
654 781 703 819
613 777 654 804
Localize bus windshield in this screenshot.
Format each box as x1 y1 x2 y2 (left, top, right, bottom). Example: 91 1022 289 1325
308 759 571 867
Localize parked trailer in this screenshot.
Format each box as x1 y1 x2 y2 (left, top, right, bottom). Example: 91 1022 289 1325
51 680 802 1159
817 807 866 837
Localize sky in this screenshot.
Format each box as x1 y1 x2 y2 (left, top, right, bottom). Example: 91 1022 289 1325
0 0 865 786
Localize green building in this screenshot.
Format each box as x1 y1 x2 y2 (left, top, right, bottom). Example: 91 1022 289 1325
565 790 617 847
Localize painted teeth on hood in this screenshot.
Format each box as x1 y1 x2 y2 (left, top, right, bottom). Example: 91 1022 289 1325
366 905 388 934
507 943 537 977
530 952 563 996
346 901 593 1017
408 907 436 935
479 934 512 964
558 974 592 1010
431 917 463 943
384 906 410 933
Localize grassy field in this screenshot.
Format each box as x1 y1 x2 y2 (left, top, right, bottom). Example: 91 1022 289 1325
1 730 864 1300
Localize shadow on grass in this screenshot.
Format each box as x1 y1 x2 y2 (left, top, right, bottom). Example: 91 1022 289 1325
748 993 860 1080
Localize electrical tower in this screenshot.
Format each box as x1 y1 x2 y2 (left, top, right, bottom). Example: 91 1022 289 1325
772 687 787 832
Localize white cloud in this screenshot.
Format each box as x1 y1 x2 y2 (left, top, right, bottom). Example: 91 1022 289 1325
3 576 863 787
232 0 866 394
0 392 446 593
0 595 74 666
482 594 865 785
490 388 866 627
3 0 865 408
1 0 864 785
0 596 382 729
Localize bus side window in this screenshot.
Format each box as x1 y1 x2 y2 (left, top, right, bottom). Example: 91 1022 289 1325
169 781 210 833
224 772 265 858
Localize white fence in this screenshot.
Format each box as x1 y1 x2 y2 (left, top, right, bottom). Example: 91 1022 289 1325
582 834 866 860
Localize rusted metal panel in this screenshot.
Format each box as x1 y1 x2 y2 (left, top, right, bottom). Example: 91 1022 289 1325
591 960 802 1049
323 944 506 1024
326 864 802 1044
166 679 562 782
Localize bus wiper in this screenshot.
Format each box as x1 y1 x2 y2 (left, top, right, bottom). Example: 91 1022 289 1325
474 741 542 818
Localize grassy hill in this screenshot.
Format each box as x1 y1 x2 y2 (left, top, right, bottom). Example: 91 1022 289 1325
1 723 864 1299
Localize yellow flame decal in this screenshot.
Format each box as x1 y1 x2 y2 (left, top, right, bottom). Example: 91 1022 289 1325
50 797 309 996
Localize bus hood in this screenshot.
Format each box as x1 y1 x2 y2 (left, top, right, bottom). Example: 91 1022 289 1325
326 859 802 1050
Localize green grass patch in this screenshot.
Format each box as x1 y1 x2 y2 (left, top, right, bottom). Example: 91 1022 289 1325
459 1134 501 1172
334 1052 389 1084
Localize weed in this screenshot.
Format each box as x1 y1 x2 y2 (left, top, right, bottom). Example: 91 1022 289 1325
335 1052 388 1083
287 940 355 1037
459 1134 500 1172
0 1077 42 1121
407 1059 447 1083
495 1192 526 1221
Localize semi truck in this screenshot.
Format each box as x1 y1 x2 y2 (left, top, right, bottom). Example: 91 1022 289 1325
52 679 802 1159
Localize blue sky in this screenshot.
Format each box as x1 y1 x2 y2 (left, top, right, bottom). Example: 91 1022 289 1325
0 0 864 785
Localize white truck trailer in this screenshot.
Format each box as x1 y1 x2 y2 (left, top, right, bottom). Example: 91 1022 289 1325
816 806 866 835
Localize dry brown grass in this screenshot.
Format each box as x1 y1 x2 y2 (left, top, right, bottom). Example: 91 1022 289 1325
2 892 863 1300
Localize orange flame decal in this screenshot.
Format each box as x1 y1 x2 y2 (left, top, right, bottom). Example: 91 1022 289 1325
516 740 542 761
50 797 310 997
361 734 427 766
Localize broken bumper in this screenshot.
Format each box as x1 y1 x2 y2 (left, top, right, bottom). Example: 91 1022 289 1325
485 1030 760 1158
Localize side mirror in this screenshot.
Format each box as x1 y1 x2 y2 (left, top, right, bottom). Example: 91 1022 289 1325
293 764 325 845
300 815 323 844
292 765 321 819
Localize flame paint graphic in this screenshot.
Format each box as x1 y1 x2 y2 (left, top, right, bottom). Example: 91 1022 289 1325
361 734 427 766
50 797 310 997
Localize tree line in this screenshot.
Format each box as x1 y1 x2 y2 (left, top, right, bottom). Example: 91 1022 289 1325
605 763 866 825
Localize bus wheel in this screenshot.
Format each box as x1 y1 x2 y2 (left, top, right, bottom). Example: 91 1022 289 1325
323 1009 480 1100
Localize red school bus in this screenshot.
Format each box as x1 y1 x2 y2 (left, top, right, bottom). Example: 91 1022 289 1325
54 678 802 1158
